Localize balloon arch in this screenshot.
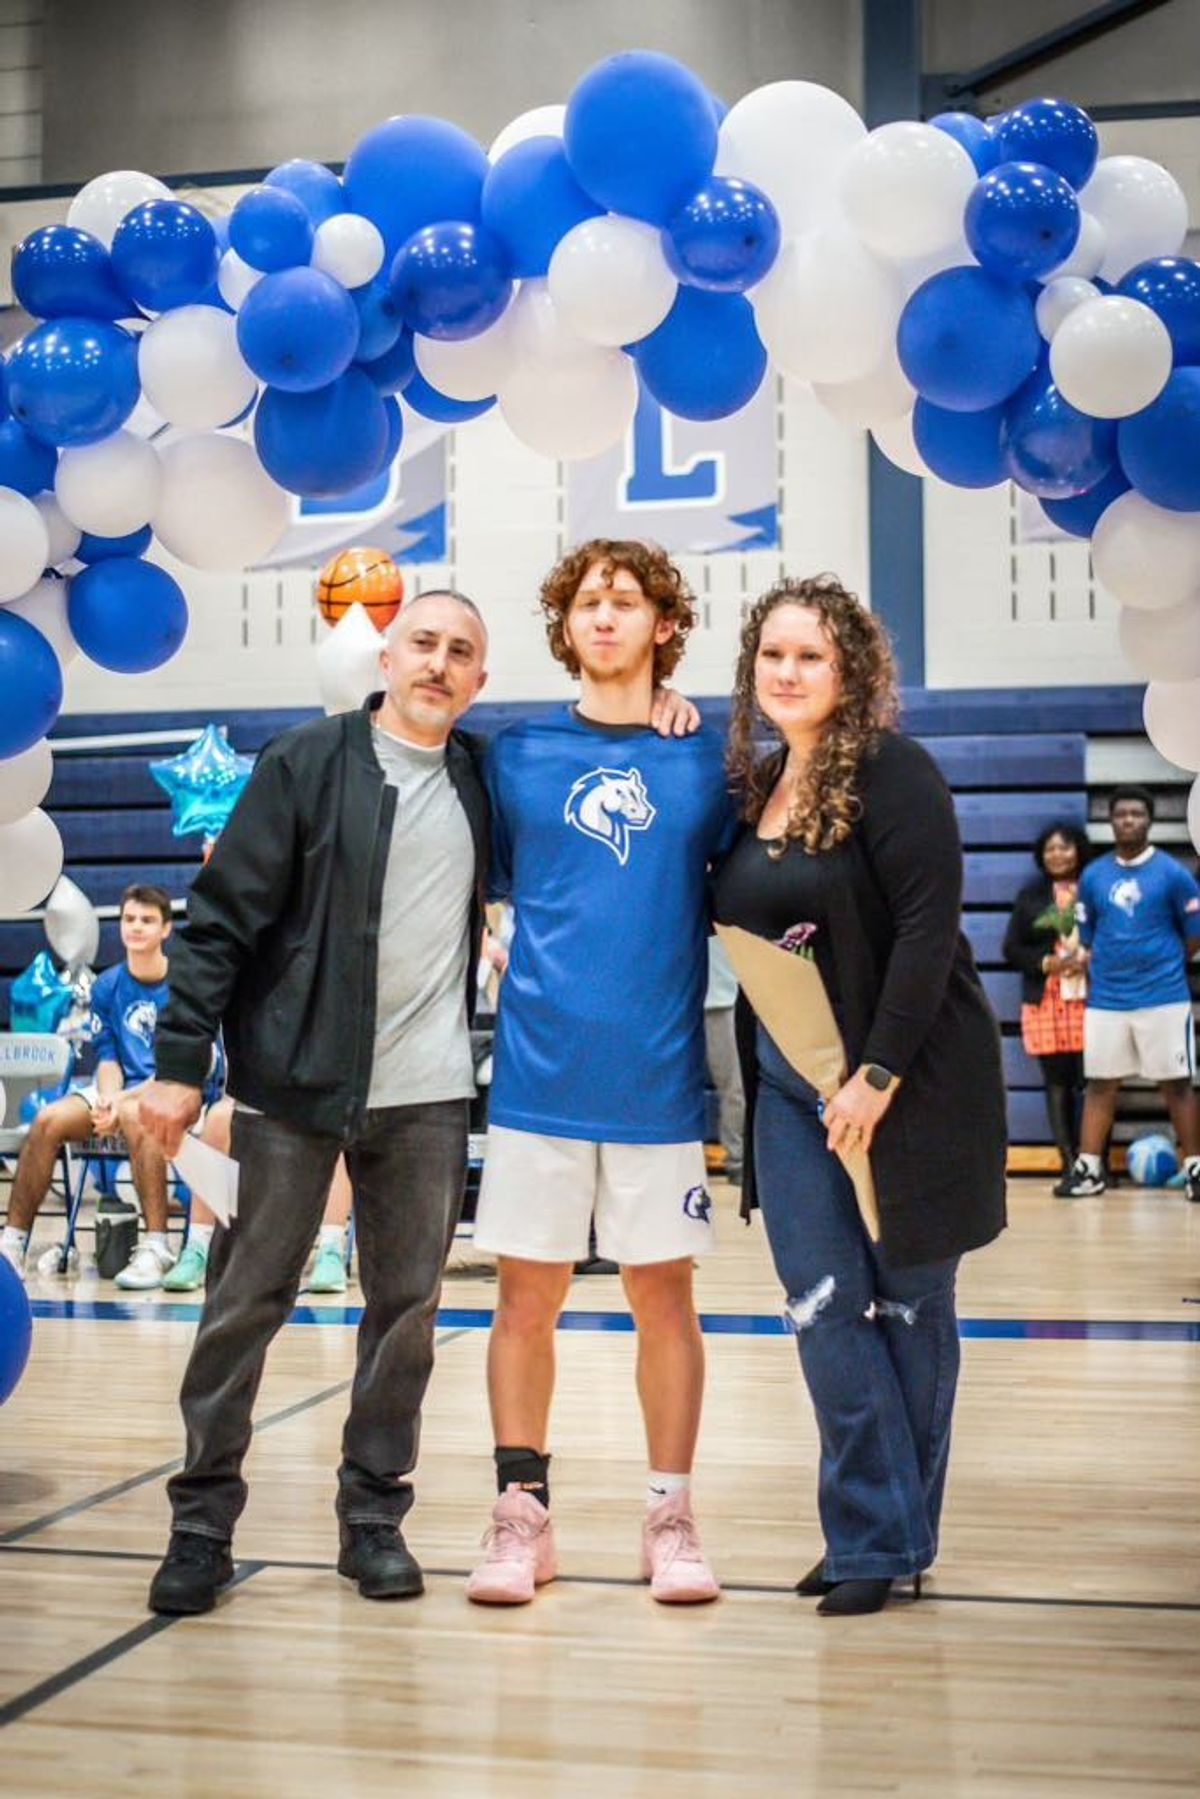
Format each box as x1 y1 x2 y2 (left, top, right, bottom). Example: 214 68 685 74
2 50 1199 910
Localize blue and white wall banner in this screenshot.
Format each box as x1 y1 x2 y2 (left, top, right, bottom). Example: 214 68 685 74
567 373 779 556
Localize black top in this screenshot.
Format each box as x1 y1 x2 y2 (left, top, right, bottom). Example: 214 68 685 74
714 831 841 1012
1003 874 1068 1005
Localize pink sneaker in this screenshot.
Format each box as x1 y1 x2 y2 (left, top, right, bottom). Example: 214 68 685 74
466 1486 558 1605
642 1492 720 1604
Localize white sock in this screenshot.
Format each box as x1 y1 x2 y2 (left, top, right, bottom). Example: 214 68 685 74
145 1232 171 1255
647 1470 691 1507
2 1225 28 1264
1185 1156 1200 1177
318 1223 345 1251
187 1223 214 1253
1079 1153 1103 1176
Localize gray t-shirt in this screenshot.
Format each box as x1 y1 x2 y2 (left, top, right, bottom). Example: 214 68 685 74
366 724 476 1110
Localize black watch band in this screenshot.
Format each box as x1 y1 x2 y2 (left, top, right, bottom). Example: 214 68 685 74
862 1062 896 1092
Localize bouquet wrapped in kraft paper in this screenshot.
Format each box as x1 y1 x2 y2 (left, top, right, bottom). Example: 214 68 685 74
715 923 880 1241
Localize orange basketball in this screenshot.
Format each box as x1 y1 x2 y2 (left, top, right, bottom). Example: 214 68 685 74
315 546 405 628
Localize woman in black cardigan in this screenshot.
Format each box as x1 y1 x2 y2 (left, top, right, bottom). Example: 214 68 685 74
713 575 1007 1617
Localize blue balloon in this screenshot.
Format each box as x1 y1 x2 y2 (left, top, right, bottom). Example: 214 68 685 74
663 176 780 293
389 222 512 341
992 98 1099 190
344 116 488 259
255 369 390 497
357 327 417 395
1039 464 1131 537
403 370 494 422
481 138 602 278
236 267 361 392
930 113 1001 176
709 92 728 126
0 1255 33 1407
1115 258 1200 366
0 609 64 757
1118 368 1200 512
9 950 72 1034
375 395 404 475
110 200 219 311
12 225 131 322
898 268 1041 411
913 398 1008 487
68 558 189 673
5 319 140 447
965 161 1080 281
1002 366 1117 498
635 289 766 421
566 51 718 225
0 361 8 421
264 159 345 226
351 275 404 361
149 722 255 840
75 524 154 563
0 418 57 496
229 185 314 273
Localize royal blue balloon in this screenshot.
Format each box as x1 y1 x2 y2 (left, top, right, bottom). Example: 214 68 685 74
913 398 1008 487
5 319 140 447
663 176 780 293
1002 366 1117 498
12 225 131 322
635 289 766 421
1115 257 1200 365
930 113 1001 176
965 161 1080 281
0 1256 33 1407
0 418 57 496
75 524 154 564
344 116 488 259
0 609 64 757
1118 368 1200 512
565 50 718 225
481 138 602 278
357 328 417 395
110 201 219 311
351 275 405 361
68 558 189 673
709 92 728 126
402 370 494 423
0 361 8 422
255 369 390 498
992 98 1099 190
229 186 315 273
389 222 512 341
375 395 404 475
898 268 1041 412
264 159 345 226
1039 464 1131 537
236 267 361 392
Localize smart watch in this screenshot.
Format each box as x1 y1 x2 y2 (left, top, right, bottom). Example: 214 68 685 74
862 1062 897 1092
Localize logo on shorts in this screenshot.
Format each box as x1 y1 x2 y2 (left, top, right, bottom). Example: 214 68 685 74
123 999 158 1048
563 766 656 866
1109 876 1142 917
682 1184 712 1223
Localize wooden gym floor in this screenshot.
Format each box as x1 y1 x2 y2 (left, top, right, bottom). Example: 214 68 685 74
1 1177 1198 1796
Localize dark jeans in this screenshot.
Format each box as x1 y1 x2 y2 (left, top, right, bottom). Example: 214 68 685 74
168 1100 468 1543
755 1031 960 1580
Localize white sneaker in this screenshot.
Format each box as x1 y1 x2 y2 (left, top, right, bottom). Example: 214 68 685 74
36 1242 79 1278
1 1238 27 1279
114 1240 176 1290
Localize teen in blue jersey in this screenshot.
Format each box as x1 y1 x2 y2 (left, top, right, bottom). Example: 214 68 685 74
1058 787 1200 1200
468 540 734 1609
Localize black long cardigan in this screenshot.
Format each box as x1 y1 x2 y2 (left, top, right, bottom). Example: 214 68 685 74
729 731 1008 1269
1003 875 1066 1006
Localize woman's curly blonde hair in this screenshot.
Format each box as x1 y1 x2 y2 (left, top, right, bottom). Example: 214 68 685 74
539 539 696 686
727 575 899 854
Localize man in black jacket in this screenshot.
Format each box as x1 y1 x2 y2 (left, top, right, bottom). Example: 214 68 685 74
138 590 490 1615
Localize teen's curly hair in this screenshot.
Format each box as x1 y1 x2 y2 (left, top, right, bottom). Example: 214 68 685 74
539 539 696 686
727 575 899 854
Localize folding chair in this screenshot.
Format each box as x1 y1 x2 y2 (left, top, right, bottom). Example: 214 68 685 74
0 1033 77 1254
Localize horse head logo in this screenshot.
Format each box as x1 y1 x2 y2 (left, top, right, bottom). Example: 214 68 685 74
563 765 656 866
1110 876 1141 918
124 999 159 1048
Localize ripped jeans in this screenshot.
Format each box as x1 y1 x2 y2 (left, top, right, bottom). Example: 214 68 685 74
755 1030 960 1580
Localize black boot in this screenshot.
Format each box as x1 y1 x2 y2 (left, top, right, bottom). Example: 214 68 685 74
148 1531 235 1615
794 1556 835 1596
337 1522 424 1600
817 1571 922 1617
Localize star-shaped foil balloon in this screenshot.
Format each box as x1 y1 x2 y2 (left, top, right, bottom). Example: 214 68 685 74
149 724 255 841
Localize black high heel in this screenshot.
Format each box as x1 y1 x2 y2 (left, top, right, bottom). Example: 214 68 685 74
816 1570 922 1617
794 1557 835 1597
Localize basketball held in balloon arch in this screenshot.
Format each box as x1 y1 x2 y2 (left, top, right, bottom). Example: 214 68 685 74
315 546 404 629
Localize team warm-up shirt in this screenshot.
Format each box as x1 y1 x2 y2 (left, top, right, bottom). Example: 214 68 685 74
93 963 225 1102
486 709 736 1143
1076 847 1200 1009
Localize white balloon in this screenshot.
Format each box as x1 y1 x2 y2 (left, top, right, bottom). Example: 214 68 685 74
839 122 977 261
1049 296 1172 418
1035 277 1098 341
812 344 915 428
154 434 289 571
1143 680 1200 774
217 249 263 310
499 349 639 460
752 227 901 384
489 104 567 163
896 239 976 297
506 279 598 365
0 809 63 915
1118 594 1200 682
312 213 385 288
1092 491 1200 611
66 169 172 249
871 411 929 477
0 738 52 827
315 603 385 715
3 576 79 670
1080 157 1189 282
1040 210 1105 282
139 306 258 430
414 313 515 402
716 81 866 236
0 490 50 603
548 217 677 348
55 432 162 538
123 392 169 440
33 494 82 568
1189 775 1200 856
43 875 101 970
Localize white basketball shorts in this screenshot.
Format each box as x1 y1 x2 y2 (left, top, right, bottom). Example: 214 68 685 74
1084 1001 1195 1082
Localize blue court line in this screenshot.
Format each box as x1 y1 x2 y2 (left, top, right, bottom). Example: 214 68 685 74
26 1298 1200 1342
